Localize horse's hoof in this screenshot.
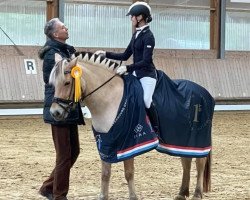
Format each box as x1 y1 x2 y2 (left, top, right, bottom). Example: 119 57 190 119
191 197 202 200
98 198 108 200
174 195 186 200
98 194 108 200
129 195 138 200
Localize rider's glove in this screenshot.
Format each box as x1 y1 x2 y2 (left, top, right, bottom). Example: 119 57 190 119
116 65 127 75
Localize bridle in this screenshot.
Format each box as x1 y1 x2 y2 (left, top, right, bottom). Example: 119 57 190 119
52 66 117 113
52 69 75 113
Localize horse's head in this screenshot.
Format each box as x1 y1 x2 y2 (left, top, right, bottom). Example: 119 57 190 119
49 53 82 121
49 51 122 122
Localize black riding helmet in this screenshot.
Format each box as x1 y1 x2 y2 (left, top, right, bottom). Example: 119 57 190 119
126 1 152 23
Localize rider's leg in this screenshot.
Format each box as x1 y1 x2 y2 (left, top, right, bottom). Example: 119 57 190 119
146 102 160 133
139 77 159 133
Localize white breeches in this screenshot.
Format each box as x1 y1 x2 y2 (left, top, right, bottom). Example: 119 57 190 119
139 77 156 108
132 72 156 108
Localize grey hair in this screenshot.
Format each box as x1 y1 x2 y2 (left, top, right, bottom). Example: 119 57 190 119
44 18 60 39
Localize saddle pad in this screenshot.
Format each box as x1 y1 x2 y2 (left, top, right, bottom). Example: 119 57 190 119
154 70 215 158
93 75 159 163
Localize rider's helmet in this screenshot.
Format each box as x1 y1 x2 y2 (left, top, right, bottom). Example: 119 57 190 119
126 1 152 23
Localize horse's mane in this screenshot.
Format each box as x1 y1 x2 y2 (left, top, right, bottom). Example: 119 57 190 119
49 51 120 86
72 51 121 71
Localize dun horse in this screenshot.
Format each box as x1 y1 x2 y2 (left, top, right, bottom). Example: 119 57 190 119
49 52 215 200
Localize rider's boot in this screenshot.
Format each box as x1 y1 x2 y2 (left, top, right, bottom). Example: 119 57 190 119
146 102 160 134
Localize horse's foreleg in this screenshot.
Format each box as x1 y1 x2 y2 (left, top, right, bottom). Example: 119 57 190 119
191 157 207 200
99 161 111 200
174 157 192 200
123 158 138 200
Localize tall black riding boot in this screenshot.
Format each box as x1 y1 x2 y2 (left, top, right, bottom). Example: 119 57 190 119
146 103 160 134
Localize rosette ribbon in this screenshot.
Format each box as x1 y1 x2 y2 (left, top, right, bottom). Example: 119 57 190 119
71 66 82 102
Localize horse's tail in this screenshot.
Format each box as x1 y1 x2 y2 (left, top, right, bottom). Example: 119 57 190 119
203 151 211 192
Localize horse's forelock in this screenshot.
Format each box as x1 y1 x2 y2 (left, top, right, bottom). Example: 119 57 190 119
49 63 58 85
49 59 67 85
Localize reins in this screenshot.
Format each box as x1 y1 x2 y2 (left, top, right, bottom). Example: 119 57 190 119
53 73 118 109
75 58 122 101
81 74 117 100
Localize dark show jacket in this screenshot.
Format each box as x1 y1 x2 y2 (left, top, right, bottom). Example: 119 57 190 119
106 26 156 79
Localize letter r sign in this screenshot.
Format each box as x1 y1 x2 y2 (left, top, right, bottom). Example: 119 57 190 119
24 59 37 74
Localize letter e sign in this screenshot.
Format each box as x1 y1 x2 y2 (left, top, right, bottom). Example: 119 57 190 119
24 59 37 74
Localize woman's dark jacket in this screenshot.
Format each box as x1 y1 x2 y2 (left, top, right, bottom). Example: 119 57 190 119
106 26 156 79
38 39 85 125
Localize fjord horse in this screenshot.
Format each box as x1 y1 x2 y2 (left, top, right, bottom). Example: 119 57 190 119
49 52 213 200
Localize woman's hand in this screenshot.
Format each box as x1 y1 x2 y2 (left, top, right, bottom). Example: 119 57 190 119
94 50 106 57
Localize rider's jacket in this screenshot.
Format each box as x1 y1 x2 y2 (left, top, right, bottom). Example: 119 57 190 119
106 26 156 79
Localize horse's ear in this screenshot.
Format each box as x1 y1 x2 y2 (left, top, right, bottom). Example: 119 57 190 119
55 53 62 62
70 57 78 67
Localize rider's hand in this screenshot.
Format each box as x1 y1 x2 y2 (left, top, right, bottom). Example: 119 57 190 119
116 65 127 75
94 50 106 57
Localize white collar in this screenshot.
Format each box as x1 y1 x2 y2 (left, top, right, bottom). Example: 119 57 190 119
136 24 149 32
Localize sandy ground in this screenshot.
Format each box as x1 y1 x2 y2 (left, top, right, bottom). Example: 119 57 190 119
0 111 250 200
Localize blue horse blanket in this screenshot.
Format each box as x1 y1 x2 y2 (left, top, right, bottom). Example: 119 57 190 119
154 71 215 158
93 75 159 163
93 70 215 163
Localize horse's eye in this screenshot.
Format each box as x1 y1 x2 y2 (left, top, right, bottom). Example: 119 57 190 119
64 81 70 86
65 58 72 64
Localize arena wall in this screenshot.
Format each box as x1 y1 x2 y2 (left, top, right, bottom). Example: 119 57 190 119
0 45 250 108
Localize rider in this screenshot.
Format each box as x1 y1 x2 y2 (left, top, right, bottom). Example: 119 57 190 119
95 1 159 133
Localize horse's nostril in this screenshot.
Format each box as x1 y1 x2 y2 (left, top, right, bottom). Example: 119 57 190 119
54 111 60 117
50 110 60 118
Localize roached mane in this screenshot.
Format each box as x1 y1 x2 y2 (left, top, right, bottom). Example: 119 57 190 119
49 51 121 86
71 51 121 71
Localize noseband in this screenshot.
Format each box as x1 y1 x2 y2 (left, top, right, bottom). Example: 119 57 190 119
53 97 75 113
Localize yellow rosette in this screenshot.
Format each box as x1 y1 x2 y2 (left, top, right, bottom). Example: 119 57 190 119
71 66 82 102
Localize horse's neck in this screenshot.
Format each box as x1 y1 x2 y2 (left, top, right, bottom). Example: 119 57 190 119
81 65 124 133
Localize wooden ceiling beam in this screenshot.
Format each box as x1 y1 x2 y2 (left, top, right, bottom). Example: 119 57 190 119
210 0 219 51
46 0 59 21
